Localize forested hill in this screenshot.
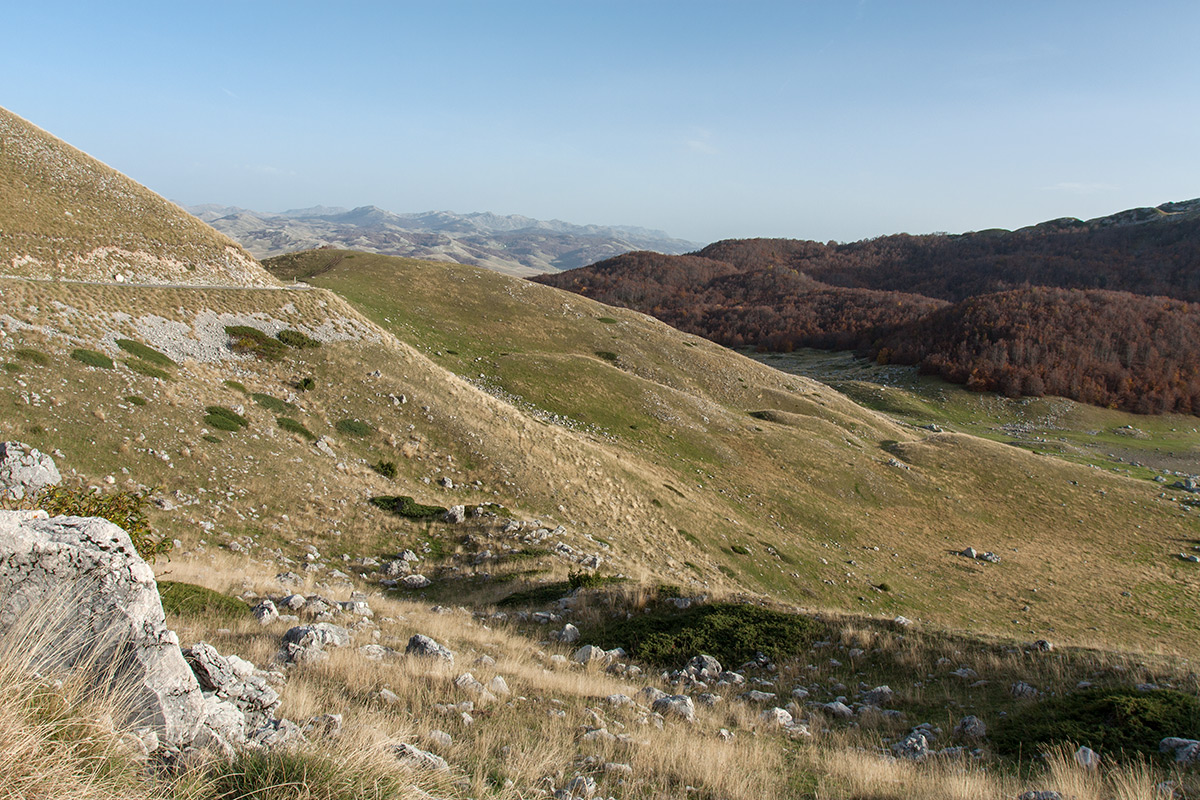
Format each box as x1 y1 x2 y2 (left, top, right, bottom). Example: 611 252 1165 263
535 200 1200 414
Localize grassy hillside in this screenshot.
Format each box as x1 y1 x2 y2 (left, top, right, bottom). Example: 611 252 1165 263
255 249 1200 656
0 106 275 287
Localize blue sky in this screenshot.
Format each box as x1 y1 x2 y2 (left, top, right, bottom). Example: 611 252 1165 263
5 1 1198 244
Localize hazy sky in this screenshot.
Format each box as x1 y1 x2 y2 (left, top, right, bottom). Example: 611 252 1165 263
5 1 1198 244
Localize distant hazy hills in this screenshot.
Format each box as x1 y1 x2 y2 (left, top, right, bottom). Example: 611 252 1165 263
538 199 1200 415
188 204 700 277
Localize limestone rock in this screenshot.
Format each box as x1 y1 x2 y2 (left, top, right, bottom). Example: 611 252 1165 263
406 633 454 663
651 694 696 722
0 442 60 500
0 511 205 748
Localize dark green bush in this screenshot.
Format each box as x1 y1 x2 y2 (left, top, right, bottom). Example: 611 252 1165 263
336 419 373 437
225 326 286 360
201 434 222 443
70 348 113 369
222 379 248 394
114 339 176 367
595 351 619 363
3 362 22 373
588 603 825 669
12 347 50 366
251 393 297 414
597 317 618 324
730 545 751 555
34 486 168 562
204 405 249 431
124 395 148 406
370 495 445 519
276 329 321 349
158 581 248 619
992 687 1200 761
371 460 398 479
277 416 316 441
294 376 316 391
124 360 172 380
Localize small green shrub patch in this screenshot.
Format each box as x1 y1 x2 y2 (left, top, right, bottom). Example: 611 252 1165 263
34 486 168 562
201 434 222 443
717 565 736 578
12 347 50 366
371 460 398 479
730 545 752 555
370 495 446 519
276 416 316 441
204 405 249 432
568 570 625 591
251 393 297 414
124 360 172 380
294 376 316 391
225 326 286 360
597 317 618 324
275 328 321 349
70 348 113 369
222 379 248 394
158 581 248 619
595 351 619 363
3 362 22 373
123 395 147 406
588 603 826 669
992 687 1200 761
114 339 176 367
336 419 373 437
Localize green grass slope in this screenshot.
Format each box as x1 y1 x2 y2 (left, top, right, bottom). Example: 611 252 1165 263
0 106 275 287
257 249 1200 655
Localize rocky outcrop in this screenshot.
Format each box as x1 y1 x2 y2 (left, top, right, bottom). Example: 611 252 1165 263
0 510 205 748
0 442 61 500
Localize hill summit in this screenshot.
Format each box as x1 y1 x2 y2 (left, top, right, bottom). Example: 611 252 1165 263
0 106 275 287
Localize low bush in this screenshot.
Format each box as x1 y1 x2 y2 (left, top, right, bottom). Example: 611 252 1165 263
123 395 147 406
730 545 751 555
251 393 297 414
114 339 176 367
294 376 316 391
201 434 222 443
222 379 248 394
595 351 619 363
370 495 445 519
3 362 22 373
124 360 172 380
12 347 50 366
277 416 317 441
158 581 248 619
992 687 1200 761
225 326 286 360
204 405 249 432
371 460 398 479
70 348 113 369
597 317 618 324
336 419 373 437
33 486 168 562
276 329 321 349
588 603 826 669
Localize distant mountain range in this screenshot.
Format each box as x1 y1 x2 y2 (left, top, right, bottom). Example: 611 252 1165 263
537 198 1200 415
187 204 700 276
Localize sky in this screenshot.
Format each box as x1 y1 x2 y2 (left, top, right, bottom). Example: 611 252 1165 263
5 1 1199 245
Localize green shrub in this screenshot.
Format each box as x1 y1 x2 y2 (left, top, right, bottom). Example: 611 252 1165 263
277 416 316 441
204 405 249 432
568 570 625 591
158 581 248 619
588 603 825 669
34 486 168 562
225 326 285 360
70 349 113 369
597 317 618 324
371 460 398 479
3 362 22 373
12 347 50 366
595 351 619 363
336 419 373 437
251 393 297 414
124 360 171 380
276 329 321 349
201 434 222 443
730 545 751 555
123 395 147 406
369 495 445 519
114 339 176 367
222 379 248 394
992 687 1200 761
294 376 316 391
